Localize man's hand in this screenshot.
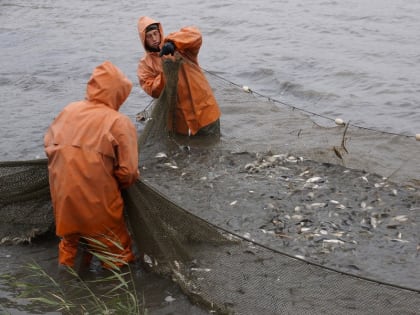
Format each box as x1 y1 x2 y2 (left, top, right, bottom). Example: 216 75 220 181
159 42 175 57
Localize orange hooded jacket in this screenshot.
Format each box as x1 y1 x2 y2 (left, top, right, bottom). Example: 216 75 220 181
137 16 221 135
44 61 139 238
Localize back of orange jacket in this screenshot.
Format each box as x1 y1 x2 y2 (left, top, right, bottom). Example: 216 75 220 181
44 61 139 237
137 16 221 135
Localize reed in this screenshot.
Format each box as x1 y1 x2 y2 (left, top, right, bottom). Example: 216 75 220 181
3 237 147 315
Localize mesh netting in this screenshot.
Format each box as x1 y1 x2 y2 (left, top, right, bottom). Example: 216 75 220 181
137 58 183 163
0 159 53 244
1 58 419 314
123 178 420 314
204 72 420 188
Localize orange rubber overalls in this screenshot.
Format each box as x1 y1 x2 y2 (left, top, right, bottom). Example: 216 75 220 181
137 16 221 136
44 61 139 268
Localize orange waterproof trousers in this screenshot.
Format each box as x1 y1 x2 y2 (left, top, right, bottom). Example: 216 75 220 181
58 222 135 268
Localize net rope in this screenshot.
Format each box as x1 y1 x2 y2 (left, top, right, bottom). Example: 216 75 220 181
202 68 418 139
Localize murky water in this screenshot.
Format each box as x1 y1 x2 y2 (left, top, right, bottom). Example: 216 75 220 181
1 0 419 313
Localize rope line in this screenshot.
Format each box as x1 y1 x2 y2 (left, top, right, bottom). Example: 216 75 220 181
202 69 417 140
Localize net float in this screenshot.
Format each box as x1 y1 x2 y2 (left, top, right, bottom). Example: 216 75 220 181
335 118 345 126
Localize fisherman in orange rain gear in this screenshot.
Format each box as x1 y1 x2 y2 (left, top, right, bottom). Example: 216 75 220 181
137 16 221 136
44 61 139 269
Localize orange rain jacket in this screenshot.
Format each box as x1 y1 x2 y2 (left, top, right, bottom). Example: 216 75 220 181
44 61 139 239
137 16 221 135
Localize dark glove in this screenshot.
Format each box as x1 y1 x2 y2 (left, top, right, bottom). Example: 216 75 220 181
159 41 175 57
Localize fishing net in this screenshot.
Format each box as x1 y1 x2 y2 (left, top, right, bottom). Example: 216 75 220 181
137 58 181 161
0 159 52 244
1 58 419 314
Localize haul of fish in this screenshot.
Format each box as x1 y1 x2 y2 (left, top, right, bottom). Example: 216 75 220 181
145 149 419 289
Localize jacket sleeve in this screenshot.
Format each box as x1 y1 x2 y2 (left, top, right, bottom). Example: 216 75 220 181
165 26 202 60
137 58 166 98
111 115 140 188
